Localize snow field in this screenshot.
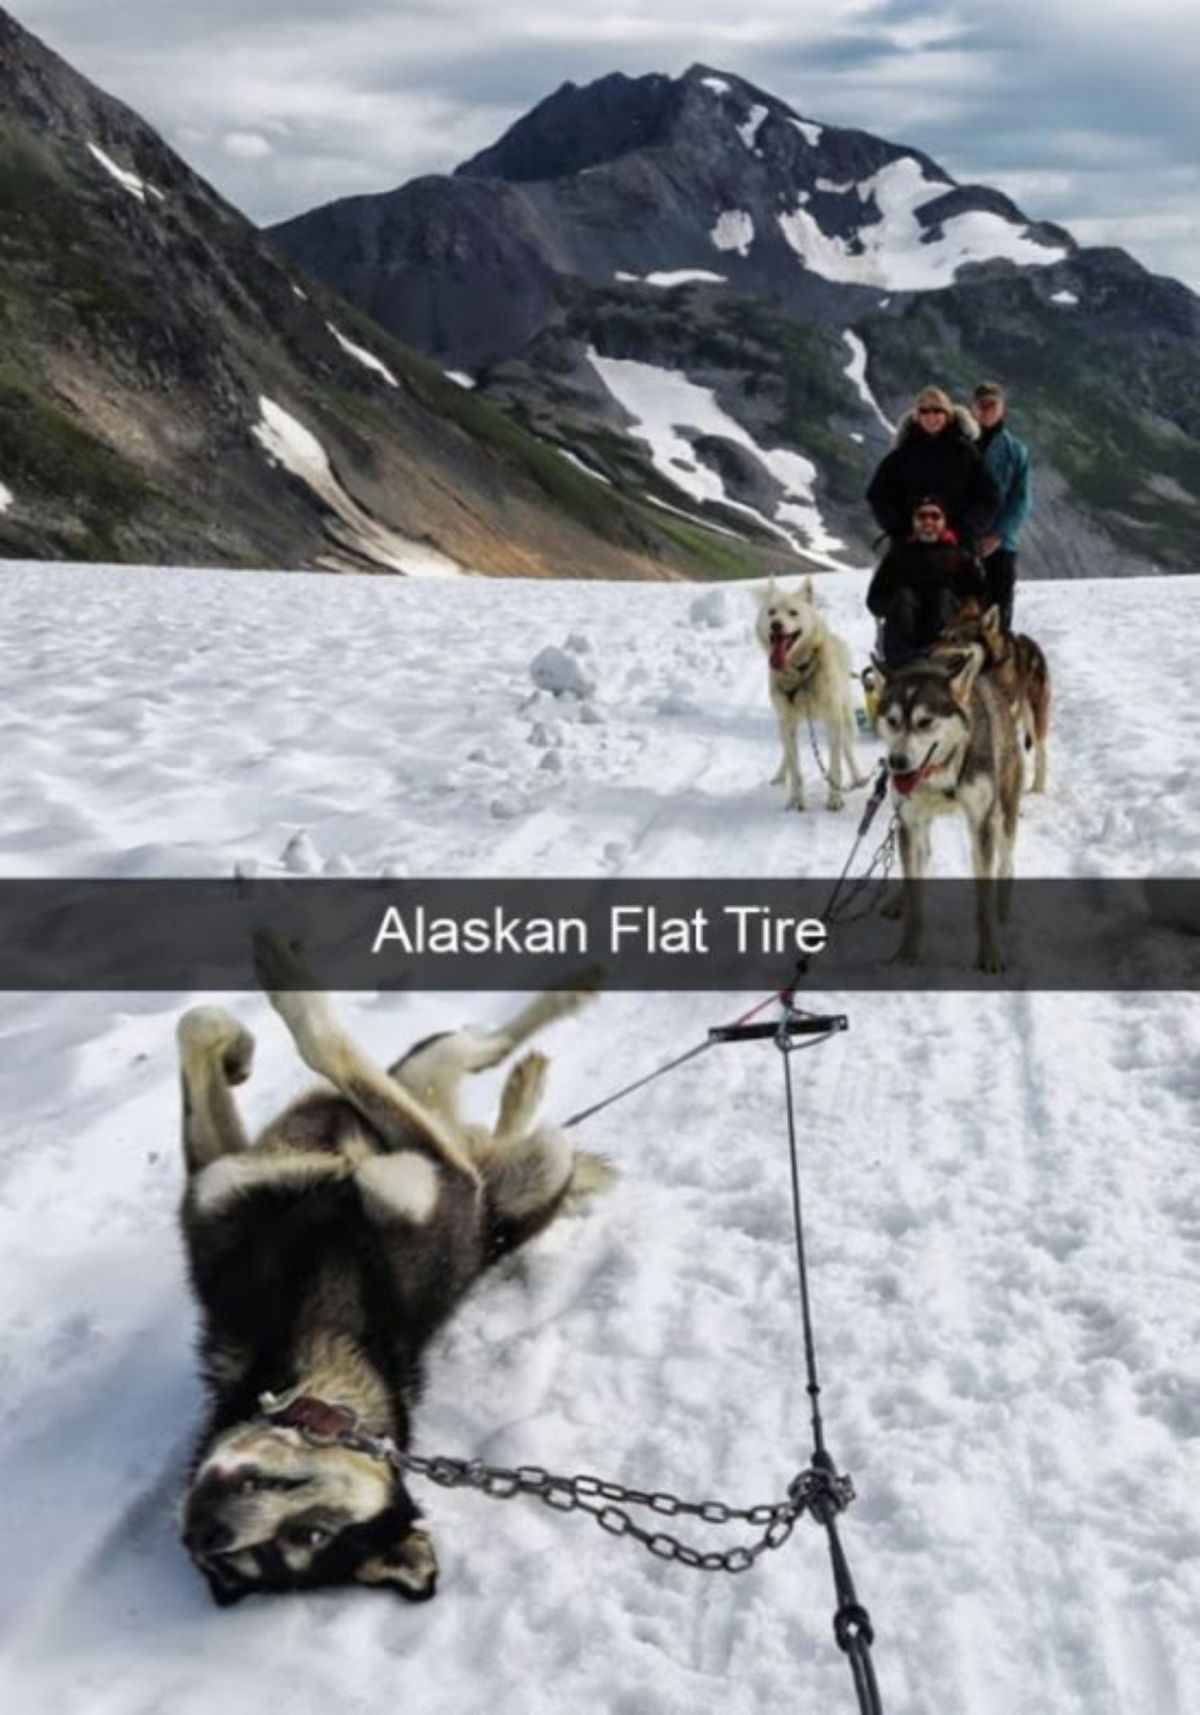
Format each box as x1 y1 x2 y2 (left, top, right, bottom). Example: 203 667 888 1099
0 562 1195 1715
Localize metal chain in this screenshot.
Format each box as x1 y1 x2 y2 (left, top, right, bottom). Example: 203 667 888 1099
395 1448 853 1575
824 820 899 925
805 717 869 793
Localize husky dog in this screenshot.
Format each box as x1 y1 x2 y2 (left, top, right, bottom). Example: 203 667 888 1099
873 652 1023 971
755 575 867 811
935 599 1052 792
177 934 611 1606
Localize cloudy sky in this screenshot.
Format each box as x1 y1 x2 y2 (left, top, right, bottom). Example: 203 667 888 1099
14 0 1200 288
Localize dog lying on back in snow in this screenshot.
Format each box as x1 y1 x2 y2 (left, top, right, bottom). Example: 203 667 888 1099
755 575 867 811
873 650 1023 971
177 933 610 1606
933 599 1052 793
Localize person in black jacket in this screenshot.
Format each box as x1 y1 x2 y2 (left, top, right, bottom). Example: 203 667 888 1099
867 386 1000 548
866 496 986 664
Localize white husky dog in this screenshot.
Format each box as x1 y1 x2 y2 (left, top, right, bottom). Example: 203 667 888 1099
755 576 866 811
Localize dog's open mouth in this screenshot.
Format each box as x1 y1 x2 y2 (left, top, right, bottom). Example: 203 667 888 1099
769 628 801 672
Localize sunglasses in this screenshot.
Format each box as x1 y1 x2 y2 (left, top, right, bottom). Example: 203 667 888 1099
917 406 948 417
915 509 944 522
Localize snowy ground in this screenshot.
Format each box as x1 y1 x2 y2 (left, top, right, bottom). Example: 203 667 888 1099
0 562 1196 1715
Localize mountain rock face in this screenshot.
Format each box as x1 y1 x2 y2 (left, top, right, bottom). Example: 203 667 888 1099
1 16 790 579
273 65 1200 575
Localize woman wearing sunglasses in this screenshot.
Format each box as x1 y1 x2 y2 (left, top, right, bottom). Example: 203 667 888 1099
866 384 999 551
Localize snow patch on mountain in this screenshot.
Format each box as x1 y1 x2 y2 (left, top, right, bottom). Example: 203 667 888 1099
557 448 613 486
251 397 462 577
701 75 731 95
779 155 1068 289
711 210 755 257
816 178 855 195
0 479 13 515
842 332 895 435
86 142 156 204
587 349 846 561
790 117 823 146
445 370 476 388
1051 290 1080 306
327 323 399 387
736 105 769 153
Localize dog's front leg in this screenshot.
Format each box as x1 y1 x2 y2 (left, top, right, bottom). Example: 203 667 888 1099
892 816 927 964
254 932 478 1180
775 705 804 811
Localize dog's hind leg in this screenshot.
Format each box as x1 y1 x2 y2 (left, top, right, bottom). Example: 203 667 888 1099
254 932 478 1179
390 986 597 1126
177 1007 255 1175
970 815 1004 972
481 1122 614 1258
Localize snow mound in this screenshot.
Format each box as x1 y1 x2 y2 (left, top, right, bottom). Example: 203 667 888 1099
689 588 729 628
251 396 462 577
530 644 596 699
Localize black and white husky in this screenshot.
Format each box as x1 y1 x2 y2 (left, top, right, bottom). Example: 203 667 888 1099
873 651 1023 971
177 934 609 1606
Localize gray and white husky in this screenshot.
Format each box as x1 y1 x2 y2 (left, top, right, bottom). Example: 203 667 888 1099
873 651 1023 971
177 934 610 1606
754 575 867 811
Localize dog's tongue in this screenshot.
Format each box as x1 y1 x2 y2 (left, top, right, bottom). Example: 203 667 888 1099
769 634 791 672
891 769 920 797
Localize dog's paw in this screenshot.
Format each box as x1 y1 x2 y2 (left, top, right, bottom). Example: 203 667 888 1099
825 790 845 813
975 949 1007 975
177 1008 256 1085
785 792 806 812
879 889 905 921
771 763 786 787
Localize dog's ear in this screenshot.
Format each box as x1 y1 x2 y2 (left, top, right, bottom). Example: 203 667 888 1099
801 574 815 601
981 604 1002 634
753 575 777 606
941 649 982 705
353 1527 439 1602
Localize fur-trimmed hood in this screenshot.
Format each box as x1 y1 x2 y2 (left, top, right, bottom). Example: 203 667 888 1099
894 405 979 447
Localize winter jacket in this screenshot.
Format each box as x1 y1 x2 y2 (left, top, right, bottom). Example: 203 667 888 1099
866 407 1000 547
866 532 986 619
979 423 1032 550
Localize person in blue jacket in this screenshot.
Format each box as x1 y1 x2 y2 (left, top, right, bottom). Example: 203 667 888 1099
970 381 1032 629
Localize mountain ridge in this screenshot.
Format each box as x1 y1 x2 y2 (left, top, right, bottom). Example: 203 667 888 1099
271 63 1200 575
1 10 791 578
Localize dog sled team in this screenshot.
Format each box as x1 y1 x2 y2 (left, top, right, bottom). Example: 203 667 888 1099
756 378 1051 972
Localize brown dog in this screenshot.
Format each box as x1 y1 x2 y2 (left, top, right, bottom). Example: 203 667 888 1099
935 600 1051 792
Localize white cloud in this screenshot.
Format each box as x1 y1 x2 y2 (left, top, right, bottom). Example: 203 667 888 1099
222 131 273 159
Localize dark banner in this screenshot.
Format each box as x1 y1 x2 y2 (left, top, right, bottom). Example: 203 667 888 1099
0 879 1195 991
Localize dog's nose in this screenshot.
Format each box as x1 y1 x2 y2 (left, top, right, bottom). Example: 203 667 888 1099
890 753 911 773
